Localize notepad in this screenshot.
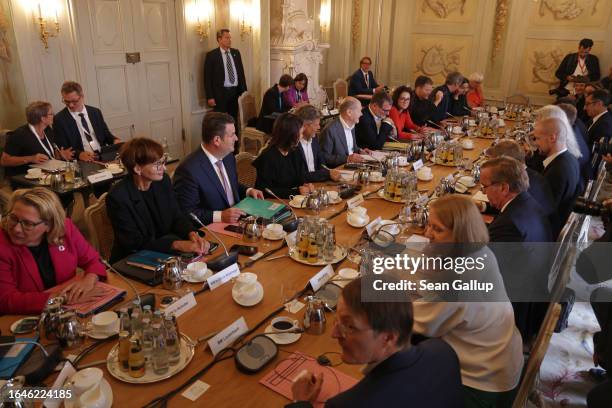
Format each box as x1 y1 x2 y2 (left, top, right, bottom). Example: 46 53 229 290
48 281 127 317
233 197 286 219
0 336 38 379
126 250 174 270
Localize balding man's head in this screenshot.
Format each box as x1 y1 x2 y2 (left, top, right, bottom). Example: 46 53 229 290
533 117 567 157
339 96 363 126
486 140 525 163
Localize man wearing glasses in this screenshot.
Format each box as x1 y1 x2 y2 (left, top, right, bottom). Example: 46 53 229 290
355 90 394 150
348 56 384 106
53 81 121 162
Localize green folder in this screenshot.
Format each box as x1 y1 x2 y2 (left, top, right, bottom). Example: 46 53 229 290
233 197 286 219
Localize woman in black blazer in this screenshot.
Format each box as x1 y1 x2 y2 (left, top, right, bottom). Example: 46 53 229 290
0 101 72 177
253 113 315 199
106 138 209 263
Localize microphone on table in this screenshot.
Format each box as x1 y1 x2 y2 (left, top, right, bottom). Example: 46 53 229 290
445 112 462 122
101 258 142 307
264 188 299 232
427 120 450 139
189 212 238 271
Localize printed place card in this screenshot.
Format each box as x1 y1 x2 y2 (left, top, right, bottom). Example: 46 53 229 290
366 216 382 237
208 317 248 356
309 265 335 292
164 291 197 318
87 170 113 184
347 194 364 209
182 380 210 401
207 263 240 291
412 159 424 171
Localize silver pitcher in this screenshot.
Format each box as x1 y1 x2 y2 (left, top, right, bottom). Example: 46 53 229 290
162 257 184 290
46 170 65 190
303 296 326 335
317 188 330 207
39 296 65 340
240 216 262 242
57 311 84 349
0 376 34 408
409 204 429 228
304 193 322 213
353 169 371 184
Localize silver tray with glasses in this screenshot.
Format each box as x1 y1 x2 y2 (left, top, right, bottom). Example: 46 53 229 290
106 333 195 384
288 245 347 266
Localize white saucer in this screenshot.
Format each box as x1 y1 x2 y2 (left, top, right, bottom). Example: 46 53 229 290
10 316 39 333
329 197 343 204
65 378 113 408
106 167 124 174
182 268 213 283
232 282 264 307
347 215 370 228
457 176 475 187
289 200 306 209
264 324 301 345
87 320 120 339
262 229 287 241
25 174 41 180
417 173 434 182
370 176 385 183
461 144 474 150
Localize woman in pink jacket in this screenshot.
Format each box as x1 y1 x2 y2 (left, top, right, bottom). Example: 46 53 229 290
0 188 106 314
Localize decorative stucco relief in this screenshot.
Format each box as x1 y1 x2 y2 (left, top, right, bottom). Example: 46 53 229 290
491 0 510 63
538 0 599 20
415 45 463 78
421 0 467 19
530 48 564 85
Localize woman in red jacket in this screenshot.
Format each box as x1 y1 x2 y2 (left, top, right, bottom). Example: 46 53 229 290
0 188 107 314
389 86 423 140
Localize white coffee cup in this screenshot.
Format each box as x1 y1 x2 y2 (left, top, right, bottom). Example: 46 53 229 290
27 168 42 177
349 206 367 217
452 126 462 134
468 119 477 127
417 167 432 180
71 367 103 396
186 261 208 280
234 272 259 301
348 212 367 226
462 139 474 149
327 190 340 201
266 223 284 237
78 382 108 408
379 220 400 235
270 316 300 341
289 195 306 206
370 171 382 181
338 268 359 280
91 311 118 334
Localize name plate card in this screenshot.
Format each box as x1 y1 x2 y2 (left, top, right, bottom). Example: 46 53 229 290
164 291 197 318
309 265 335 292
87 170 113 184
208 317 248 356
347 194 364 209
366 216 382 237
207 263 240 291
412 159 424 171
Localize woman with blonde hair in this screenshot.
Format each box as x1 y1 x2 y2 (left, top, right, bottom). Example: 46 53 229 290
466 72 484 108
0 188 107 314
413 195 523 408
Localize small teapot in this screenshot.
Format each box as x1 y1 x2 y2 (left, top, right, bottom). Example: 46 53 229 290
57 311 84 349
471 164 481 183
317 188 330 207
303 296 326 335
353 169 371 184
240 216 262 242
162 257 183 290
304 193 322 213
39 296 65 340
0 376 33 408
409 204 429 228
46 170 65 190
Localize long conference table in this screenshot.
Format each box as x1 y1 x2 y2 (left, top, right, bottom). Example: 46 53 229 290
0 135 499 407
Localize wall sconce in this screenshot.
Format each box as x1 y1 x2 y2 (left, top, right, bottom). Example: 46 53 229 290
319 0 331 33
189 0 212 41
231 1 252 40
32 1 60 49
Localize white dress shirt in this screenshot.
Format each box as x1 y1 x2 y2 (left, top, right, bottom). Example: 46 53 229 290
339 116 355 155
221 47 238 88
300 139 315 172
70 108 101 153
369 106 382 132
565 57 588 92
543 148 567 169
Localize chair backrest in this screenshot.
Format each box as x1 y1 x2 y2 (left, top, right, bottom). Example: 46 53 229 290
235 152 257 188
512 303 562 408
506 93 530 106
83 193 114 261
333 78 348 103
238 92 258 130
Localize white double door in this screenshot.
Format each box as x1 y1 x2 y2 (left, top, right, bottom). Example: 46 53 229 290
73 0 183 157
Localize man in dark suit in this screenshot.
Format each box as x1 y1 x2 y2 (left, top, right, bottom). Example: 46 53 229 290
485 139 554 216
552 38 601 98
204 29 247 125
355 91 394 150
294 105 340 182
255 74 293 134
286 277 463 408
430 71 464 123
409 75 441 126
533 117 581 236
557 103 592 183
320 97 369 167
585 89 612 147
173 112 263 225
54 81 120 162
348 56 384 105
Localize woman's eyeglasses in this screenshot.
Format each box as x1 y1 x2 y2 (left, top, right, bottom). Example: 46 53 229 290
5 213 47 231
151 154 169 169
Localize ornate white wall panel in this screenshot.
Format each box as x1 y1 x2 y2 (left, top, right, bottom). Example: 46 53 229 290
95 65 131 115
145 62 173 110
91 0 125 53
142 0 170 50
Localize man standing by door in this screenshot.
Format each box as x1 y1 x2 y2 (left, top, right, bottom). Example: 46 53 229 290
204 29 247 147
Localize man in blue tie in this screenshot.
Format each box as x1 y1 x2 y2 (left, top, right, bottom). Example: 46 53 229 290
54 81 121 162
173 112 263 225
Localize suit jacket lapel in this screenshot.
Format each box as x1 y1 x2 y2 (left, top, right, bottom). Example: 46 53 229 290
62 108 85 151
222 155 240 203
335 120 349 156
126 178 154 237
19 245 45 291
200 150 230 206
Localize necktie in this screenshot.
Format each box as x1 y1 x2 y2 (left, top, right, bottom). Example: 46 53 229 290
225 51 236 85
364 72 369 88
79 113 100 152
216 161 234 206
297 91 302 102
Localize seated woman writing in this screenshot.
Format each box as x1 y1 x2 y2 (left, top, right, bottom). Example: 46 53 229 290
0 188 107 314
106 138 209 263
253 113 315 198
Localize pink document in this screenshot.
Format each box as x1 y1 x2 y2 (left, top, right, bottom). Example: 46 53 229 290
259 351 358 407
